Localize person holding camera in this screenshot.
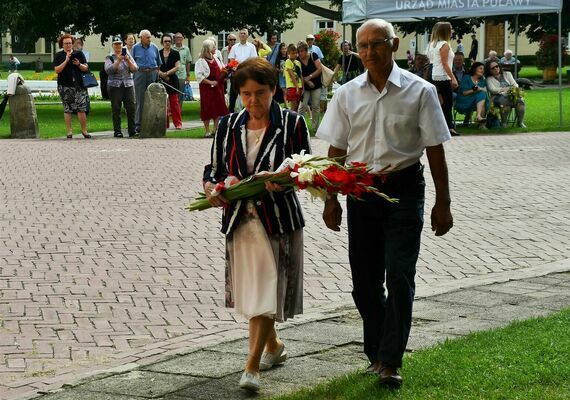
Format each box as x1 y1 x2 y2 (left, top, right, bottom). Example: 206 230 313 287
455 61 488 129
54 33 91 139
105 35 139 137
159 33 183 130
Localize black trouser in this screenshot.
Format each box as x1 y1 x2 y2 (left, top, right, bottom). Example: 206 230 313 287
347 163 425 368
434 80 454 130
228 84 238 113
108 84 136 135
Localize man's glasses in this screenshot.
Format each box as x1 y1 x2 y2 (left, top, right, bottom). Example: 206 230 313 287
356 38 392 52
491 65 500 69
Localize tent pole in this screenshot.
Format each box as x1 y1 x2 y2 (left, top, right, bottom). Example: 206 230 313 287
559 11 563 127
342 24 347 85
514 15 519 80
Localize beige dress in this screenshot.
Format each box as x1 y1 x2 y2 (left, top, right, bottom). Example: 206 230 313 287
228 128 278 319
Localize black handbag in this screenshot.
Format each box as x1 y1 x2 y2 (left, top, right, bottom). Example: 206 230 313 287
81 72 99 88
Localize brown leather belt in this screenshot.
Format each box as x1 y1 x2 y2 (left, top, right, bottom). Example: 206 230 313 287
139 68 158 72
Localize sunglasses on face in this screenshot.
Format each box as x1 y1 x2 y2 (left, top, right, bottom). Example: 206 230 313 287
491 65 499 69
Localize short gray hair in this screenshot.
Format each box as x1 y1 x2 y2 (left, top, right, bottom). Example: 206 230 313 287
200 39 215 59
504 49 513 56
139 29 151 38
356 19 396 45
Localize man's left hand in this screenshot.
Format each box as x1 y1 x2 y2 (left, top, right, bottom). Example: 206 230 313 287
431 202 453 236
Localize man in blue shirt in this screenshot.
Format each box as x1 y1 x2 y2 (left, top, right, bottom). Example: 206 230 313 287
306 34 324 59
131 29 162 132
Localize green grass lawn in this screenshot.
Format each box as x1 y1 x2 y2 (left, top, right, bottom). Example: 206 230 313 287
456 88 569 135
1 88 568 139
275 308 570 400
0 101 202 139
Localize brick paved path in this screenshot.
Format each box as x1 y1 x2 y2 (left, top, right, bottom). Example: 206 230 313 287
1 132 569 399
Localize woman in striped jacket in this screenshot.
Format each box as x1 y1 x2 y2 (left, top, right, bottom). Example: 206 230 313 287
203 58 311 392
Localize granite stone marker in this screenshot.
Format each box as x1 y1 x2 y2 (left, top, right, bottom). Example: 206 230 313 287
9 85 39 139
140 83 167 138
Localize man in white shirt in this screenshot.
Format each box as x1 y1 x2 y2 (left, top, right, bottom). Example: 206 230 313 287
173 32 193 107
228 28 258 112
317 18 453 389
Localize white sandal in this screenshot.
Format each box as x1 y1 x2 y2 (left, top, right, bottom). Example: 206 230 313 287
259 343 287 371
239 371 260 391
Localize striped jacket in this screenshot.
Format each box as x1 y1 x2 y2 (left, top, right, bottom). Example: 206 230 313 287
203 101 311 235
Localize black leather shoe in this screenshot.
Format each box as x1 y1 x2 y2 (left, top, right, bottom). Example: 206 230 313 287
114 132 123 138
378 364 403 388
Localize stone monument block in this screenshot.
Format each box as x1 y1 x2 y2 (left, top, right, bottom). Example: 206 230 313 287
9 85 39 139
140 83 167 138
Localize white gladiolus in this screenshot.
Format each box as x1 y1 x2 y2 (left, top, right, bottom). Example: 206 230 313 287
306 186 327 201
295 167 315 183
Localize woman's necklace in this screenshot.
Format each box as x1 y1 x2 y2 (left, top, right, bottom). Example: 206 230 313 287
253 129 263 144
247 124 266 145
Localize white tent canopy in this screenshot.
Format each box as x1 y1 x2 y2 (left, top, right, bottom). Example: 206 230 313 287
343 0 562 23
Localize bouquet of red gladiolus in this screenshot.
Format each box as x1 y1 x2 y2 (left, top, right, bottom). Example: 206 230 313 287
187 152 398 212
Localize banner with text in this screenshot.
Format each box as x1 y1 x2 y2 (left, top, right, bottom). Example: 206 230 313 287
343 0 563 22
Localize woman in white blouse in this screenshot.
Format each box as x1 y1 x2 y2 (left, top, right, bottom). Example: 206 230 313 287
195 39 229 137
427 22 459 136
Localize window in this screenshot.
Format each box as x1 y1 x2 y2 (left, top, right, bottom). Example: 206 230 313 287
217 32 228 50
316 20 334 32
11 33 35 54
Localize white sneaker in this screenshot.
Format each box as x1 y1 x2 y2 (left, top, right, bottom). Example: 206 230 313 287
239 371 260 392
259 343 287 371
518 122 527 128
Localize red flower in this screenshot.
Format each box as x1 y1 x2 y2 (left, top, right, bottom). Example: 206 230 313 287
227 59 239 69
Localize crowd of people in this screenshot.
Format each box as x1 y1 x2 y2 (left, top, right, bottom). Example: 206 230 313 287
52 28 367 140
409 26 526 133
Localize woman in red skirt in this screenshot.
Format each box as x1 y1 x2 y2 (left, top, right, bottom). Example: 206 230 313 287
195 39 229 137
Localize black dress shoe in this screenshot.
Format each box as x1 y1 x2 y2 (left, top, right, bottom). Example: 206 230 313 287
114 132 123 138
378 364 403 388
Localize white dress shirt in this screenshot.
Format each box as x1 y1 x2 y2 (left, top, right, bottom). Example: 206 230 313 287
316 62 450 172
228 42 258 63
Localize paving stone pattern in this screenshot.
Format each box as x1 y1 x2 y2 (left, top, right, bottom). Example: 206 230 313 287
1 132 570 398
36 272 570 399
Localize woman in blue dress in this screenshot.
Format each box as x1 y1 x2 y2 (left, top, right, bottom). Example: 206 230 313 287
455 61 489 129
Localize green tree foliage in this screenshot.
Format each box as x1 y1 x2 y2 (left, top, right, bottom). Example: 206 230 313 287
1 0 304 49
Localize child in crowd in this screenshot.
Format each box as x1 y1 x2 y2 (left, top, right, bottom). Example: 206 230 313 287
284 44 303 111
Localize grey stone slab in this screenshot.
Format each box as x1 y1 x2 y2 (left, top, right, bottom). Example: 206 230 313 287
421 317 507 336
406 330 460 351
526 296 570 311
432 289 532 308
278 322 362 345
163 372 295 400
413 300 484 322
526 276 566 286
262 354 359 385
476 281 552 295
40 390 147 400
309 344 368 367
143 350 245 378
471 304 552 322
140 83 167 138
77 370 205 398
9 84 40 139
207 338 333 359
